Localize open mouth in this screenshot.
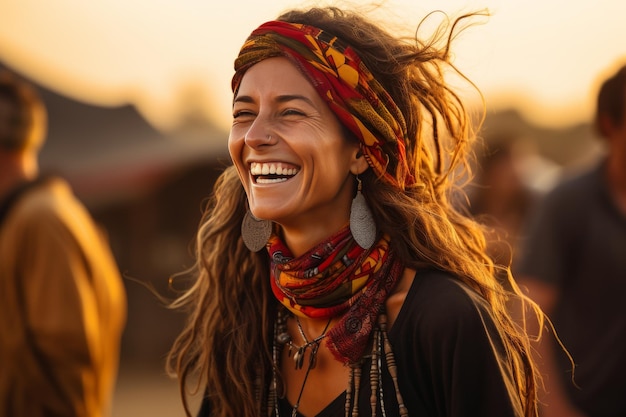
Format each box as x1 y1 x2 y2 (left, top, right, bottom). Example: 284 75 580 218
250 162 300 184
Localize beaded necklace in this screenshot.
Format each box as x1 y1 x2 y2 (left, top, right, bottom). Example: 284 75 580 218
270 308 409 417
275 312 333 417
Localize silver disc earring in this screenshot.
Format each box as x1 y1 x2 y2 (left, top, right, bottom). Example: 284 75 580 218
241 210 272 252
350 176 376 249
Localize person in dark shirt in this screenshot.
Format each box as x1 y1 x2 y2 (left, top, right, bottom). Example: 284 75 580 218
517 63 626 417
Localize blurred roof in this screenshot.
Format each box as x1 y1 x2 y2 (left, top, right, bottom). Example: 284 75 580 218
35 82 228 207
480 108 602 167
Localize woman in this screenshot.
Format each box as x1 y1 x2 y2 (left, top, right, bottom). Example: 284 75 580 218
168 6 541 417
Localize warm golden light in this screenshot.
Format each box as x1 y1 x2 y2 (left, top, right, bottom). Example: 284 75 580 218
1 0 625 132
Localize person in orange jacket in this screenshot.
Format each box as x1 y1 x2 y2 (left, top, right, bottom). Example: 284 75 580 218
0 69 126 417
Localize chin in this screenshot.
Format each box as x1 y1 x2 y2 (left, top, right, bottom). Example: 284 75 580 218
248 204 280 222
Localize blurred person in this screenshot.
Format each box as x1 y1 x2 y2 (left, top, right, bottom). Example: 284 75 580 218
0 69 126 417
516 63 626 417
167 6 545 417
466 136 538 269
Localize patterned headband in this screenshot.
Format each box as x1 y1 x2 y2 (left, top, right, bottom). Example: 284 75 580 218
232 20 416 190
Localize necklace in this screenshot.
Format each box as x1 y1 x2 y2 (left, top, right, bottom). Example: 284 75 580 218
275 312 332 417
289 316 331 370
271 310 408 417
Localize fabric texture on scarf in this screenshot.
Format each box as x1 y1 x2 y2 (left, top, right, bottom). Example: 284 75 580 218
232 20 416 191
269 225 404 364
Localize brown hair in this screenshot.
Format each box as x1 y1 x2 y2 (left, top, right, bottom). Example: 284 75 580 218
595 64 626 138
0 69 46 151
167 6 541 417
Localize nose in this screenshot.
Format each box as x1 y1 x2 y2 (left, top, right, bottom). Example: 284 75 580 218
245 133 276 148
243 116 278 149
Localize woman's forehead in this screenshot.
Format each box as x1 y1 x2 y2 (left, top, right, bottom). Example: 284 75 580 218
236 57 318 99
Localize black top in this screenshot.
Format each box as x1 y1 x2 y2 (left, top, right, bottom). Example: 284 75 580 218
518 162 626 417
197 269 524 416
278 269 524 416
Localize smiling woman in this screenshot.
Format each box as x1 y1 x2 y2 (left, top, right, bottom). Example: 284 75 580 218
229 57 366 251
166 5 544 417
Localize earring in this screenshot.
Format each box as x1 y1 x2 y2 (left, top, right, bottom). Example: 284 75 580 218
241 210 272 252
350 176 376 249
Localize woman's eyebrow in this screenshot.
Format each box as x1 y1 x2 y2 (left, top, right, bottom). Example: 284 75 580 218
233 94 315 107
275 94 315 107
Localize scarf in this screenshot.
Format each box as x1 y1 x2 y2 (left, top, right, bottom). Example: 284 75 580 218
269 225 404 364
232 20 416 191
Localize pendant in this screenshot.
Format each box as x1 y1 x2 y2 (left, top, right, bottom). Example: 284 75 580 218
277 331 291 345
294 346 306 370
309 342 320 369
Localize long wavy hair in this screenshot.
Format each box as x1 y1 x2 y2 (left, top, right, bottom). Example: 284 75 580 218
167 6 542 417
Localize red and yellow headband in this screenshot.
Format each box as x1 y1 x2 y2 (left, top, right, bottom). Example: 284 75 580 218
232 20 416 190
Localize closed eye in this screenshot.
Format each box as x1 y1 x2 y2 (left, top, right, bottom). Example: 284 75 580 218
282 108 306 116
233 110 256 119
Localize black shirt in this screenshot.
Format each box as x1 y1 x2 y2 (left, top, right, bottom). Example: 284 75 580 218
518 162 626 417
276 269 523 417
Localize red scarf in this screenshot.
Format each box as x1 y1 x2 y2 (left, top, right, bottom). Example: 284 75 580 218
269 226 404 364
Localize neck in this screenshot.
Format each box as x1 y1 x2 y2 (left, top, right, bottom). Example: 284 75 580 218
606 153 626 188
279 221 349 258
605 153 626 214
0 153 38 199
294 314 336 343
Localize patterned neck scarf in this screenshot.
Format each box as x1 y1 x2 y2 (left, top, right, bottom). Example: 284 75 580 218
232 20 416 190
269 225 404 364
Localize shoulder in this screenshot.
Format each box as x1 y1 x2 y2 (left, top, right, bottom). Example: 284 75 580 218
412 269 489 314
14 177 89 225
9 177 101 245
19 177 79 211
522 165 602 242
388 271 525 416
540 164 601 211
393 269 497 339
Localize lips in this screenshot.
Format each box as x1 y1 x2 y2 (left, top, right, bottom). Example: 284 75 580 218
250 162 300 184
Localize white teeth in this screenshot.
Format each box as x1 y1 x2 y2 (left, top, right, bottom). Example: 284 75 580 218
250 162 299 177
257 177 288 184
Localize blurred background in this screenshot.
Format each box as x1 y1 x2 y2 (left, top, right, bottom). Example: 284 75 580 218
1 0 625 415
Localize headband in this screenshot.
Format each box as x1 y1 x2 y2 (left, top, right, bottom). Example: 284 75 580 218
232 20 416 190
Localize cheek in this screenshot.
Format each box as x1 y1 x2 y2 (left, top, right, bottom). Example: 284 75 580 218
227 131 240 157
227 134 249 184
309 150 353 187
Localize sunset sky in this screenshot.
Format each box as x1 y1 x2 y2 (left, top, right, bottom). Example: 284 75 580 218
1 0 625 132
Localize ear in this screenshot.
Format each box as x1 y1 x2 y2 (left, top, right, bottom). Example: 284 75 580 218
597 113 614 139
350 146 370 175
